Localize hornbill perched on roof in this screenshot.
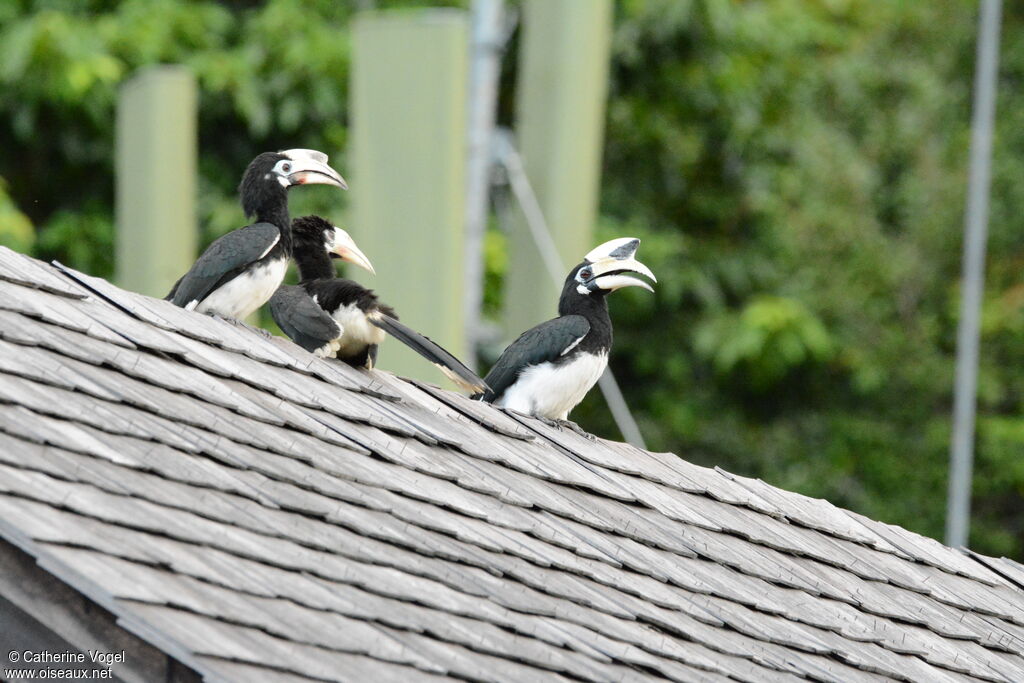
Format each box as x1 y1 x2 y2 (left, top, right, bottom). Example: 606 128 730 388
166 149 346 320
269 216 487 393
475 238 655 422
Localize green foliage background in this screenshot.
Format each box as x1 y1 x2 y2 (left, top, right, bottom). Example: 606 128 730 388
1 0 1022 558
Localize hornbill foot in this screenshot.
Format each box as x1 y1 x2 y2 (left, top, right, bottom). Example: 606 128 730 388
209 313 241 326
533 416 593 439
557 419 595 440
535 415 563 430
210 314 272 338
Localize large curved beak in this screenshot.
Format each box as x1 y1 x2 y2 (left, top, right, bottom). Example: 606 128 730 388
589 259 656 293
584 237 656 293
288 160 347 189
281 149 348 189
328 227 375 274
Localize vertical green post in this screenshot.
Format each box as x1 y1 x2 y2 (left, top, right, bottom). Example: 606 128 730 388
350 10 469 384
115 66 197 297
503 0 613 338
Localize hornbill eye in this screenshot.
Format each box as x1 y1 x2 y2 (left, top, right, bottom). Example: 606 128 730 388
282 162 292 173
580 269 592 280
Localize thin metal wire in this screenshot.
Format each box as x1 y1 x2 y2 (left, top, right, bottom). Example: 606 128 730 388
494 131 648 449
463 0 507 368
946 0 1003 549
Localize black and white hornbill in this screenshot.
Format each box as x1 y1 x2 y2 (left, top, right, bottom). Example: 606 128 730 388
475 238 655 421
269 215 488 393
166 149 346 320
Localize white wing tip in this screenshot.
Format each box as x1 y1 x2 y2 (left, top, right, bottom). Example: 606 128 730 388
437 365 488 394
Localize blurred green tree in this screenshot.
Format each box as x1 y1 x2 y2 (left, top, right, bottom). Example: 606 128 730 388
0 0 458 273
583 0 1024 558
0 176 34 252
1 0 1022 558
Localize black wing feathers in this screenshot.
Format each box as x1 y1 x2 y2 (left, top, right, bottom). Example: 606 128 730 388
268 285 341 353
167 222 280 307
272 277 485 392
478 315 591 402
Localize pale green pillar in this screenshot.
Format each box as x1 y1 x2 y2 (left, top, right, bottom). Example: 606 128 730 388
350 10 469 384
115 66 197 297
503 0 613 338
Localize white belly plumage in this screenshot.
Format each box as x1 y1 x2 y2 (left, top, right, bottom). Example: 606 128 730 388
194 258 287 320
496 351 608 420
330 304 386 361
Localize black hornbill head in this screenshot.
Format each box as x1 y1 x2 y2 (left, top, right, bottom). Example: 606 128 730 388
292 215 375 274
564 237 656 298
239 149 347 218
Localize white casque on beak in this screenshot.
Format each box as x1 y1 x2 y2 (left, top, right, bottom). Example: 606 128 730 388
583 237 656 292
584 237 642 262
328 226 375 274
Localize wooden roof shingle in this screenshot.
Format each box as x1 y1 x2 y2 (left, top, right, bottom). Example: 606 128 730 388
1 245 1023 682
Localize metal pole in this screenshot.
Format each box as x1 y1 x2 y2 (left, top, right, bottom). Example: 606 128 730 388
503 0 614 341
496 133 648 449
463 0 506 367
946 0 1002 548
350 11 470 385
115 66 197 297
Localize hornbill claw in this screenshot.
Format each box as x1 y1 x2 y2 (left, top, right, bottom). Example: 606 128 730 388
211 314 272 338
558 419 595 440
535 416 595 440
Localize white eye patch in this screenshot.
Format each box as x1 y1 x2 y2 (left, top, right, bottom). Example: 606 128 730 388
270 159 293 186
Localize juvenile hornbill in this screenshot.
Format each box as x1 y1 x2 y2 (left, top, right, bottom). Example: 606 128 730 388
269 216 487 393
166 149 346 320
475 238 655 421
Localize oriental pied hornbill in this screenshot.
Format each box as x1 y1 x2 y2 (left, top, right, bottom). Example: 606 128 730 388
269 216 487 393
166 149 346 320
475 238 655 421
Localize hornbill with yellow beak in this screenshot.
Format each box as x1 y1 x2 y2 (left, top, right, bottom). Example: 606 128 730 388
475 238 655 421
269 216 487 393
166 149 346 320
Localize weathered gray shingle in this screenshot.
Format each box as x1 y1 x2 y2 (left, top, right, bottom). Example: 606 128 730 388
1 245 1023 682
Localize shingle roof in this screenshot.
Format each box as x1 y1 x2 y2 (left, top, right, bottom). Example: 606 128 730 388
1 245 1024 682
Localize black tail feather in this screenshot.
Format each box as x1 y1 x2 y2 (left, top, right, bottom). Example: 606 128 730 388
370 314 488 393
